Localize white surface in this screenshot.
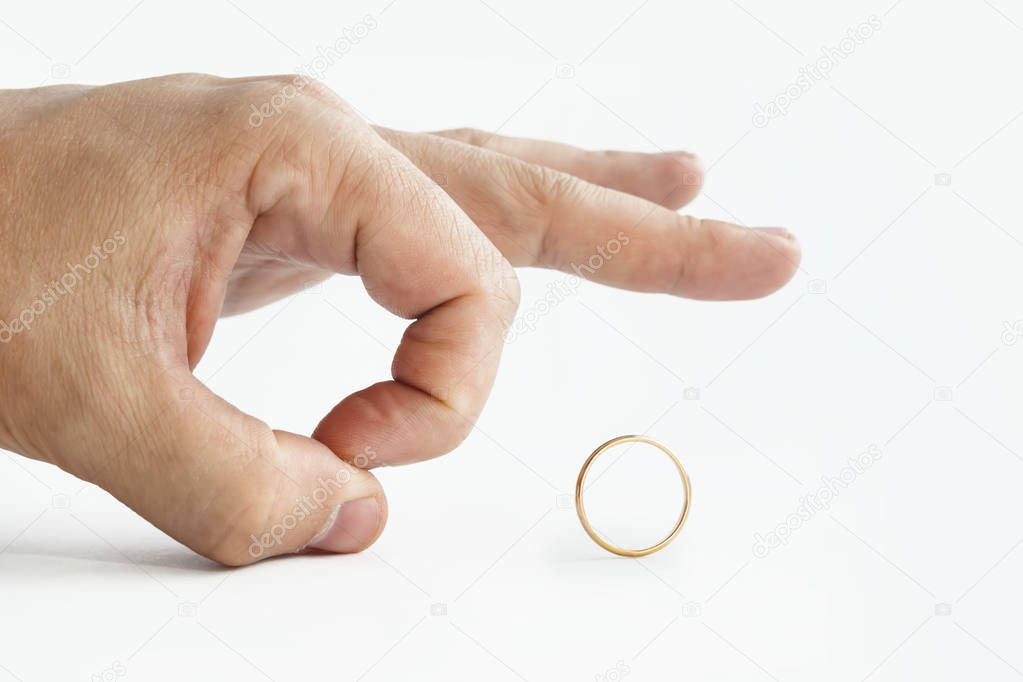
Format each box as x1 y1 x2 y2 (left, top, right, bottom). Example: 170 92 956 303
3 1 1023 680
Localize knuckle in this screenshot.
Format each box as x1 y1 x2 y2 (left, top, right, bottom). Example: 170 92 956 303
397 389 475 456
191 75 368 220
509 162 584 266
200 433 291 566
669 214 707 292
514 161 578 208
253 74 346 105
289 76 349 109
442 127 491 148
229 75 359 136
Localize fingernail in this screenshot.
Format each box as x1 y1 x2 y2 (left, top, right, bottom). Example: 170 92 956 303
754 226 796 241
660 152 704 189
309 497 381 553
662 150 697 159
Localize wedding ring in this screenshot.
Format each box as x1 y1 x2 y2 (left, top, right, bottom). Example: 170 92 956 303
575 435 691 557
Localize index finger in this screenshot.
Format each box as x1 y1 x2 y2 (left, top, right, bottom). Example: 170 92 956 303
248 101 518 466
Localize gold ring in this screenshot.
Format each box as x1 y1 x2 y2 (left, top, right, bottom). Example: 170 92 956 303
575 435 691 557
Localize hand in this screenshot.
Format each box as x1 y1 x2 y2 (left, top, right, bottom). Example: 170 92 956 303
0 74 799 565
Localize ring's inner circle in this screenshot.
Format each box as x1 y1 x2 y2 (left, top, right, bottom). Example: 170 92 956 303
580 440 686 550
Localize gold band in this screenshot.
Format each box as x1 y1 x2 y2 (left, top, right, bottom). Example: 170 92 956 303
575 435 691 557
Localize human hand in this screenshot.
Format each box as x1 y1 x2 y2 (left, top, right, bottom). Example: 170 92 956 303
0 74 799 565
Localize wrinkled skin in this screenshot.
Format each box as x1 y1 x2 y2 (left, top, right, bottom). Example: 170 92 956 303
0 74 800 565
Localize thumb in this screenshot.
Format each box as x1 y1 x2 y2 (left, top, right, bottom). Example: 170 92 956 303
71 369 387 565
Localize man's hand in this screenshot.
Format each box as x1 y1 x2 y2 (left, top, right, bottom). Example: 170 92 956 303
0 74 799 565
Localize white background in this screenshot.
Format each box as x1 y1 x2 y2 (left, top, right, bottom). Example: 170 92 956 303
3 1 1023 680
